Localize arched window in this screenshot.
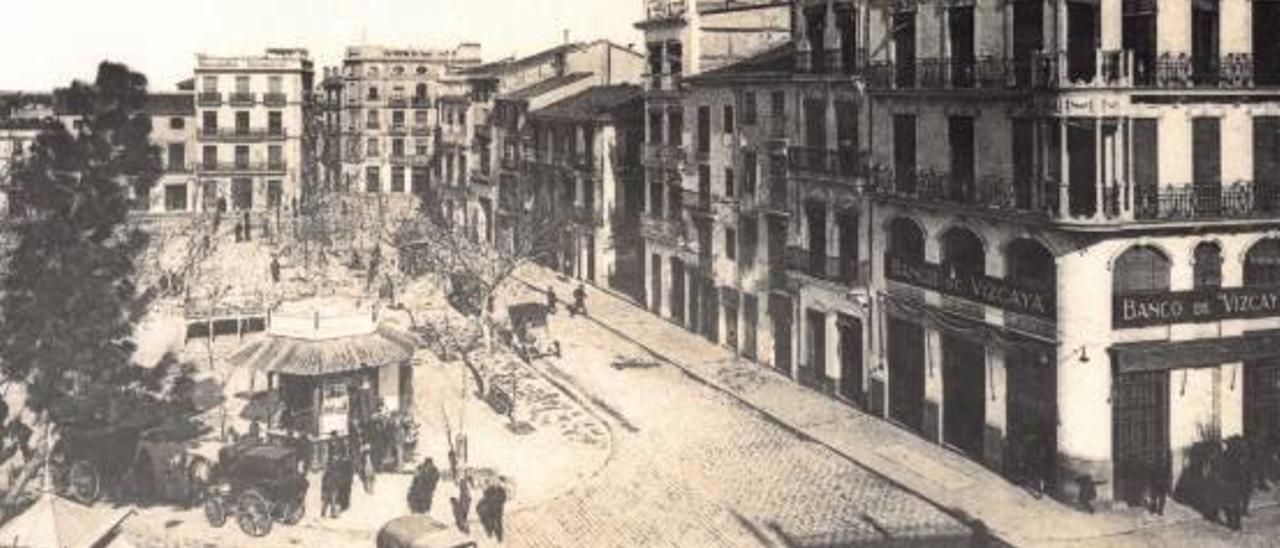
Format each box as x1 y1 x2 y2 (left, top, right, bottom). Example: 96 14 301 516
1245 238 1280 286
1193 242 1222 289
1006 239 1056 291
887 217 925 263
941 227 986 275
1113 246 1171 294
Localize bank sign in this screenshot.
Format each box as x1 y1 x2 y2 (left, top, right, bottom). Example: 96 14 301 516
1114 286 1280 328
886 256 1056 319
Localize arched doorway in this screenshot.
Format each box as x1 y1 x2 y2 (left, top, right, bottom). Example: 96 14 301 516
885 217 927 435
1111 245 1171 503
1004 238 1058 492
940 227 987 457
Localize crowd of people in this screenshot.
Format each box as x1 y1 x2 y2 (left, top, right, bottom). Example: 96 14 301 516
406 457 510 542
1167 434 1278 531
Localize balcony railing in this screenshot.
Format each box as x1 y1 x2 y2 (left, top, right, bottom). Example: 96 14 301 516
388 97 408 108
411 125 432 136
1133 181 1280 221
389 154 431 167
1136 52 1257 89
197 92 222 106
228 92 257 106
388 124 408 135
644 143 686 166
412 97 431 108
263 93 287 107
198 161 286 174
786 146 866 183
644 73 683 93
198 128 288 141
785 245 857 285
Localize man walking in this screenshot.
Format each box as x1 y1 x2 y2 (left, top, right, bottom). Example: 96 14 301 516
451 475 472 533
321 457 340 518
407 458 440 514
478 483 509 542
571 284 586 317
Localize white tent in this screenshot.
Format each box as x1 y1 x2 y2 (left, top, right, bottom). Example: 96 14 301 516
0 493 133 548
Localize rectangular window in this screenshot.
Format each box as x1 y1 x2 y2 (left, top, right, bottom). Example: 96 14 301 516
368 86 379 101
835 101 858 150
1133 118 1159 217
804 99 826 149
740 215 758 267
412 167 428 194
268 111 283 135
893 114 917 193
234 146 249 169
649 110 663 145
743 93 757 126
392 138 405 158
649 180 664 219
393 110 405 128
165 184 187 212
202 145 217 168
268 76 282 94
1012 119 1034 210
235 75 250 94
169 117 185 130
167 143 185 171
725 167 735 198
235 111 249 134
366 138 378 156
232 178 252 210
743 150 757 196
414 110 429 127
202 76 217 93
366 166 381 193
202 111 217 135
723 105 735 134
668 108 683 147
726 228 737 261
391 166 405 192
699 164 711 206
948 116 975 203
697 106 711 154
367 110 379 129
267 180 282 208
1192 117 1222 215
771 91 785 120
268 145 283 169
1255 117 1280 212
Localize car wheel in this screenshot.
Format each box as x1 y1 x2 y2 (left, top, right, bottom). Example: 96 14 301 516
236 489 272 537
204 494 227 528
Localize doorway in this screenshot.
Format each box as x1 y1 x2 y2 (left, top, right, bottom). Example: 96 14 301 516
838 315 864 407
803 309 827 390
888 318 926 434
771 294 793 376
671 258 685 325
1245 358 1280 447
1006 346 1057 492
1112 370 1169 502
942 334 986 458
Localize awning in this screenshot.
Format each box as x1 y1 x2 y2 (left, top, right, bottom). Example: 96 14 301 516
1110 330 1280 374
226 323 418 376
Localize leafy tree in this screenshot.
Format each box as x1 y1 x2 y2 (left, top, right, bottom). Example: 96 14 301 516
0 62 159 503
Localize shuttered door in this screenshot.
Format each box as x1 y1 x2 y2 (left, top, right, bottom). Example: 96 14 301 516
1132 119 1159 218
888 318 926 434
1112 370 1169 502
1246 359 1280 446
894 114 917 193
1255 117 1280 212
1192 117 1221 216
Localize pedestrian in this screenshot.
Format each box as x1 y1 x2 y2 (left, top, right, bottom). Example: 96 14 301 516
270 256 281 284
478 483 508 541
1077 474 1097 514
321 457 340 518
358 440 376 494
545 286 557 315
338 446 355 512
572 283 587 317
451 474 472 533
390 415 406 470
407 458 440 514
234 220 243 242
447 447 458 481
243 211 252 241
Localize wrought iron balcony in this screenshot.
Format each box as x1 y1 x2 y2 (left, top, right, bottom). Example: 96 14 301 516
1133 181 1280 221
786 146 866 184
197 161 286 174
643 73 683 93
388 124 408 135
198 127 288 141
1136 52 1257 89
643 0 687 22
197 92 222 106
412 97 431 108
411 125 432 136
784 245 858 285
228 92 257 106
263 93 287 107
388 97 408 108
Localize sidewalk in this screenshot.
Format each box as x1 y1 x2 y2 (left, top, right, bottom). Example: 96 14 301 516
518 266 1220 548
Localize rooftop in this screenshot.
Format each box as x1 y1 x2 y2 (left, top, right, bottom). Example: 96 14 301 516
498 72 595 102
459 39 636 78
529 84 644 123
688 41 796 83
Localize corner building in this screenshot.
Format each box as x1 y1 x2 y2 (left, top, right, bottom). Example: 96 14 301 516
861 0 1280 506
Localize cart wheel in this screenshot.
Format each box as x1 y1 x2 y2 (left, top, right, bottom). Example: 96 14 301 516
279 498 305 525
204 494 227 528
236 489 272 537
69 461 100 504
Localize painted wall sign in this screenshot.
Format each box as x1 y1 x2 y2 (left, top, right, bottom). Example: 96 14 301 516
1114 285 1280 328
885 255 1056 319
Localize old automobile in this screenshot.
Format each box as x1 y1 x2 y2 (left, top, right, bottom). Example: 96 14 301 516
203 440 309 537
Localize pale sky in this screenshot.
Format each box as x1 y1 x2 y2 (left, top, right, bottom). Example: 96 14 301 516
1 0 644 92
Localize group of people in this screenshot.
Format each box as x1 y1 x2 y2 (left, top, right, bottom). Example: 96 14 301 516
545 284 587 317
406 457 509 541
1168 434 1276 531
319 436 357 519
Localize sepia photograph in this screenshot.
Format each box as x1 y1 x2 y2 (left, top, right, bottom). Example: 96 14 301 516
1 0 1280 546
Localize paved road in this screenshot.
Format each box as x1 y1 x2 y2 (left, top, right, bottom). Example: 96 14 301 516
498 286 972 548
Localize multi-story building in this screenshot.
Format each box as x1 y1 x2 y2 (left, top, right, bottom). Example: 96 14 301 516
146 93 198 213
336 44 482 199
855 0 1280 506
193 48 314 214
521 84 645 297
436 40 644 245
636 0 792 364
0 117 44 217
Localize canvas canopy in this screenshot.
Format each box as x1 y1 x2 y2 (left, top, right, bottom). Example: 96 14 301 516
226 323 417 376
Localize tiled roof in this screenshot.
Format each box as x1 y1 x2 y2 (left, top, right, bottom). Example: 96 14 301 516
529 84 643 123
146 93 194 116
459 41 589 77
498 72 594 102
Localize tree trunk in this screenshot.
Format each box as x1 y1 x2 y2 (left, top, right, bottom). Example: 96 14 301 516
2 414 49 510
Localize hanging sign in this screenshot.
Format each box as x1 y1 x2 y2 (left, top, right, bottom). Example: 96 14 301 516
885 255 1055 319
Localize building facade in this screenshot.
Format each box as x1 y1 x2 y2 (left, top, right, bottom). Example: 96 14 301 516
336 44 482 200
193 49 314 214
